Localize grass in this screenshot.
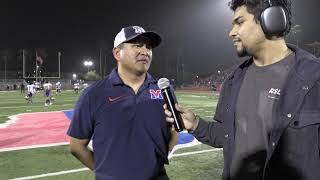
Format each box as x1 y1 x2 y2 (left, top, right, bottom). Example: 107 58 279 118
0 146 86 179
0 90 223 180
0 90 80 124
167 150 223 180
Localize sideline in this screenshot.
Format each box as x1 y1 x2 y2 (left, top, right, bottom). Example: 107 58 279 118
0 142 69 152
9 148 221 180
9 168 89 180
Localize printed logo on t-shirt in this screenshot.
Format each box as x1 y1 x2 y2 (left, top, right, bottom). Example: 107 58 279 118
267 88 281 99
149 89 163 99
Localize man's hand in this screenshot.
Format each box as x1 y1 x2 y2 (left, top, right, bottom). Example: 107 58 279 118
163 103 199 131
69 137 94 170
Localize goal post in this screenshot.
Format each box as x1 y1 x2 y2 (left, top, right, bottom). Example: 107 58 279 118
23 49 61 80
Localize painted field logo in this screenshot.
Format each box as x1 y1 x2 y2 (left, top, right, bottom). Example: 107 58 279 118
149 89 163 99
0 111 71 151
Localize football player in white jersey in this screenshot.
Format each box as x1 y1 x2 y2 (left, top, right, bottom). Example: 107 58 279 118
74 82 80 94
35 81 41 93
55 81 62 96
43 80 53 106
82 82 89 90
26 82 36 104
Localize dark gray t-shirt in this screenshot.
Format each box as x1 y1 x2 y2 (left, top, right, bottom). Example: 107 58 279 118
230 52 295 179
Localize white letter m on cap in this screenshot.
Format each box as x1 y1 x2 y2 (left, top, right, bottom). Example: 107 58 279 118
133 26 145 33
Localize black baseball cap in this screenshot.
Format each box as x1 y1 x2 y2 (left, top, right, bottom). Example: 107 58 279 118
113 26 161 48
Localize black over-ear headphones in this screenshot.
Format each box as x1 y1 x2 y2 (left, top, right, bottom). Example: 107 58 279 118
260 0 288 36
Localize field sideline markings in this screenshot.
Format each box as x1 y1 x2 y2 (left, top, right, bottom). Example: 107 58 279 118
8 148 221 180
0 142 69 152
0 99 77 104
9 168 89 180
168 136 220 160
171 148 222 158
0 104 74 109
0 110 72 129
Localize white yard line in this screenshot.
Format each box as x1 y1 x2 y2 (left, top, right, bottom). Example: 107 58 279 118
8 148 222 180
171 148 222 158
168 135 220 160
0 142 69 152
9 168 89 180
0 104 74 109
2 132 219 179
0 100 75 105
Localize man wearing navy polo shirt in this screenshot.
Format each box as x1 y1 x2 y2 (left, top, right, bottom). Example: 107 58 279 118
67 26 178 180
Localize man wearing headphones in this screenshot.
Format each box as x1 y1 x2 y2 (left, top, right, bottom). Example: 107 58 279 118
164 0 320 179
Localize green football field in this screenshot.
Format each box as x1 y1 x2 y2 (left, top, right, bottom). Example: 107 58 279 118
0 90 223 180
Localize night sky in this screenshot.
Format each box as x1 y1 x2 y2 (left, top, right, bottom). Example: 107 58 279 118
1 0 320 78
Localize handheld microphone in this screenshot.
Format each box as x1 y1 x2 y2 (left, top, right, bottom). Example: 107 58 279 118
157 78 185 132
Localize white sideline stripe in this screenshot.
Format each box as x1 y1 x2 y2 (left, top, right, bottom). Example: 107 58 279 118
171 148 222 158
0 114 20 128
8 148 222 180
0 99 76 104
168 131 201 160
0 110 72 129
167 133 220 160
0 104 74 109
9 168 89 180
0 142 69 152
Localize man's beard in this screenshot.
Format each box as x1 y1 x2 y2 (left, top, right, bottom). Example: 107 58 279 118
236 46 249 57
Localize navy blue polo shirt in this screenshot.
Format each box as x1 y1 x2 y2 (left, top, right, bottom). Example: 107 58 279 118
67 68 171 180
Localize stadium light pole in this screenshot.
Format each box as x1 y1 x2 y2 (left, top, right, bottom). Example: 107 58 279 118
4 55 7 83
72 73 77 79
84 60 93 72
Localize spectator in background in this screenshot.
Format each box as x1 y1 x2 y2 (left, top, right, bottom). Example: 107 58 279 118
20 82 25 93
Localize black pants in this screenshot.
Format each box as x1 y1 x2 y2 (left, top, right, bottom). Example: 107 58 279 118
150 167 169 180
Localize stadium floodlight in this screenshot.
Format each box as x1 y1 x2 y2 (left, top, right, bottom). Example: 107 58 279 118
84 60 93 72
